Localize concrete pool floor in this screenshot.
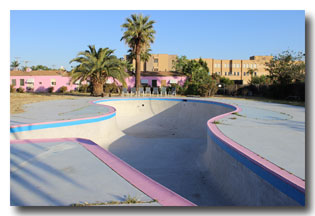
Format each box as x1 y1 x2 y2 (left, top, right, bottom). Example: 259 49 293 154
10 96 305 206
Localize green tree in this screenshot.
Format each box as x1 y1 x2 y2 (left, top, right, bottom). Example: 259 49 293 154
121 14 156 90
173 55 189 73
265 50 305 85
126 47 152 73
69 45 129 96
181 59 217 96
220 77 234 85
247 68 258 83
30 65 51 71
250 75 270 85
11 60 20 70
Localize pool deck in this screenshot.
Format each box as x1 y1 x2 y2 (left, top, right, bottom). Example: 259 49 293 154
10 96 305 205
11 139 160 206
211 97 305 180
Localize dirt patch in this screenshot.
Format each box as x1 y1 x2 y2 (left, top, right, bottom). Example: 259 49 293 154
10 93 76 114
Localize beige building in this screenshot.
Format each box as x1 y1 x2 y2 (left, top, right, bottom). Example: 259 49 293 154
127 54 273 84
126 54 177 73
198 56 273 84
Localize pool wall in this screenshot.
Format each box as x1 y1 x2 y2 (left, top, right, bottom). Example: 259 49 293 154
10 97 305 206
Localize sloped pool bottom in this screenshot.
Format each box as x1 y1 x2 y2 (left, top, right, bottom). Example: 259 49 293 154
99 99 234 205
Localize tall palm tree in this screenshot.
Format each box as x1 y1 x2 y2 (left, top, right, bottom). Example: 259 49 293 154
247 68 258 82
121 14 156 90
69 45 129 96
126 47 152 73
11 60 20 71
141 48 152 72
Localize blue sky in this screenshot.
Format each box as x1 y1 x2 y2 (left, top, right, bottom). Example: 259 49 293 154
10 10 305 70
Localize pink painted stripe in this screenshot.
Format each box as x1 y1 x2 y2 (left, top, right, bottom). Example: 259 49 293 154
11 138 196 206
10 103 116 128
207 104 305 192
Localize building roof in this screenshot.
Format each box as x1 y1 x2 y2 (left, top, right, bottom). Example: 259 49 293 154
10 70 70 77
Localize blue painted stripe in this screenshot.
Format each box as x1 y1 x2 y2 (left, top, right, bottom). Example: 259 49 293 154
95 97 236 110
207 129 305 206
11 98 235 133
10 113 116 133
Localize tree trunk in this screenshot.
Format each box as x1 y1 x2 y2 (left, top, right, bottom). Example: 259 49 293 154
135 45 141 91
93 81 104 96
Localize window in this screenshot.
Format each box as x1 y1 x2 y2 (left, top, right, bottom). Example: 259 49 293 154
243 64 246 68
154 68 158 72
225 72 227 76
254 64 257 68
246 64 249 68
237 64 240 68
250 64 252 68
254 72 257 76
224 64 226 68
237 72 239 76
154 59 158 63
229 72 232 76
234 72 236 76
51 79 56 86
141 79 148 84
244 72 246 76
233 64 235 68
12 79 16 86
214 64 217 68
20 79 24 86
247 72 249 76
218 64 220 68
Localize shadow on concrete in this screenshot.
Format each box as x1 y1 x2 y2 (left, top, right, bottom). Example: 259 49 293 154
10 142 88 206
108 101 234 206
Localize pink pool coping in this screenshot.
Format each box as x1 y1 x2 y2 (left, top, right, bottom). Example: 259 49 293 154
10 137 196 207
10 97 305 194
207 105 305 193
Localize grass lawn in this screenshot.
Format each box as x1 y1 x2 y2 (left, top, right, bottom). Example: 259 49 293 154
10 93 77 114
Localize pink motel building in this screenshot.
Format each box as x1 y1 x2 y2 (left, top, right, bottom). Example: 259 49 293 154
10 70 187 92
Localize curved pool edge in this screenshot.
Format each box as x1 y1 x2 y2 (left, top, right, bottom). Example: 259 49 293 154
10 137 196 207
10 97 305 206
207 107 305 206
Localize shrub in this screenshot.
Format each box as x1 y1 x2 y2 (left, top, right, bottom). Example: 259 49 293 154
10 85 16 93
47 86 54 93
59 86 68 93
79 84 89 93
16 87 25 93
26 87 34 92
104 83 120 94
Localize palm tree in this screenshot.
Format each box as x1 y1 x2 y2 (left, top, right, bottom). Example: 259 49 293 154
126 47 152 73
11 60 20 71
121 14 156 90
141 48 152 72
247 68 258 83
69 45 129 96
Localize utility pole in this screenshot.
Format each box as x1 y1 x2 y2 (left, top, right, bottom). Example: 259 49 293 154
24 60 31 71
